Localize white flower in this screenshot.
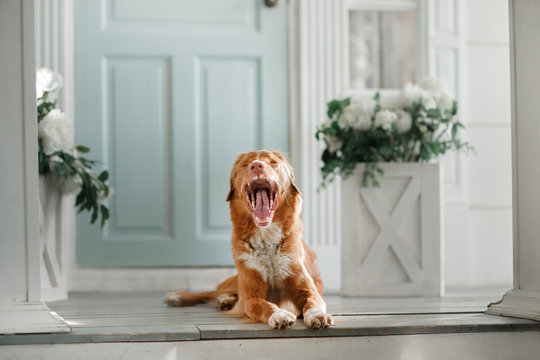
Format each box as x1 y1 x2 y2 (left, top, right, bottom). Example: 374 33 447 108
62 174 83 194
437 91 454 111
394 109 412 133
325 135 343 153
38 109 74 155
337 110 356 129
99 187 115 200
338 98 375 131
36 68 64 99
418 124 428 133
418 76 448 94
374 110 397 131
403 83 437 109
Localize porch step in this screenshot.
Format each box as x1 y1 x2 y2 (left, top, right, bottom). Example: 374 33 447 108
1 291 539 345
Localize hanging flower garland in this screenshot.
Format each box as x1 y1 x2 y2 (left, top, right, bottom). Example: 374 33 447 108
37 68 112 227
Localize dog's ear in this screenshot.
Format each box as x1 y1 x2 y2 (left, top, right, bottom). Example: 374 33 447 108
226 154 245 202
226 165 237 202
274 151 300 196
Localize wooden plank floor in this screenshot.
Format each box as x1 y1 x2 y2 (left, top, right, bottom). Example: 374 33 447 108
2 290 540 344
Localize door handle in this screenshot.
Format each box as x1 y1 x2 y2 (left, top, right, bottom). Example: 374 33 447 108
264 0 279 8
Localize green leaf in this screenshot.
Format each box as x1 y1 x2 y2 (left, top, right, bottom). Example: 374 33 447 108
98 170 109 182
76 145 90 153
100 205 110 228
451 123 458 139
54 163 70 179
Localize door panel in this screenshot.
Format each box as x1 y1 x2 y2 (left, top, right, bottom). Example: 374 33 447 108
75 0 287 266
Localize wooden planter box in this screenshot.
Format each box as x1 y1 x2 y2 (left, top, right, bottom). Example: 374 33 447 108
39 175 74 302
340 163 443 296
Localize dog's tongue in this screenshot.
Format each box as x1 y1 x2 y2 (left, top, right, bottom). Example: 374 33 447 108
254 190 271 219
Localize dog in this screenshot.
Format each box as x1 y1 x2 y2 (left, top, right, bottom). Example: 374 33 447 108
164 150 334 329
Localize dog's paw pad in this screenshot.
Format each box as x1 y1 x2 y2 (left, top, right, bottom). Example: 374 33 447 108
268 309 297 329
217 294 237 311
304 308 334 329
163 292 183 306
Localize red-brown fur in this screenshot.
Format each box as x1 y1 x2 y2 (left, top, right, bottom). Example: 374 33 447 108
164 151 334 329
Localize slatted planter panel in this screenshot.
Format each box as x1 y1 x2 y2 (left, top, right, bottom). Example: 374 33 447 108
341 163 443 296
39 176 72 301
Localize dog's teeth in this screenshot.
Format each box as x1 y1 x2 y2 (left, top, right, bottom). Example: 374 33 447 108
251 198 255 209
270 198 274 209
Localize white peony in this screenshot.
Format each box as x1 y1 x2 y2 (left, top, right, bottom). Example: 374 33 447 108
374 110 397 131
418 76 448 94
394 109 413 133
325 135 343 153
36 67 63 99
337 109 357 129
338 98 375 130
403 83 437 109
38 109 74 155
437 91 454 111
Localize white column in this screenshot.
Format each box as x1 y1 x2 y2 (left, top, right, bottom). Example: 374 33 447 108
486 0 540 321
288 0 348 292
0 0 69 334
35 0 76 302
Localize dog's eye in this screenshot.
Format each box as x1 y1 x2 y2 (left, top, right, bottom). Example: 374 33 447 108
269 160 278 165
241 164 248 168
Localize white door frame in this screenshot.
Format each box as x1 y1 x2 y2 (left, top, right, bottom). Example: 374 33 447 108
0 0 69 334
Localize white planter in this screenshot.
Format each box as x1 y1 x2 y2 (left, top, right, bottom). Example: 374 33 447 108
341 163 443 296
39 175 74 302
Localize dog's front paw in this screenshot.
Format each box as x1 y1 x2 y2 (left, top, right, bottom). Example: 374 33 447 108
268 309 297 329
304 308 334 329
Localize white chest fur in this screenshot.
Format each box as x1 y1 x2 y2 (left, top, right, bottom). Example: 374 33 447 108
239 223 293 288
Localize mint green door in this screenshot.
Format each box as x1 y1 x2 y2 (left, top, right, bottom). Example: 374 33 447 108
75 0 287 266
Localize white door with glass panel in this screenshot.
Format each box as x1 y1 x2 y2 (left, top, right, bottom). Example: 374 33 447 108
75 0 287 266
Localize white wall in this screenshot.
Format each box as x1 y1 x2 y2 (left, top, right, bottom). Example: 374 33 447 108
458 0 512 288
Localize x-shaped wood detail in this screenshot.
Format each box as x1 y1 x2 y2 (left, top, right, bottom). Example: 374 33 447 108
358 176 422 283
39 184 61 287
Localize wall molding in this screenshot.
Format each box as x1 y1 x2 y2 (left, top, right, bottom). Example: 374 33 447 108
0 0 69 334
487 290 540 321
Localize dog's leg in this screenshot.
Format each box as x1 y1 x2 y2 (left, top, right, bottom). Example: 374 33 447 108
285 268 334 329
238 270 296 329
214 274 239 310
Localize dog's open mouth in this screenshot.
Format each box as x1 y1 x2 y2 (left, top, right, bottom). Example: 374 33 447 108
244 179 279 227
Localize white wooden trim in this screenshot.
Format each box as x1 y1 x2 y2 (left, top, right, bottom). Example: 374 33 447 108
35 0 76 302
487 289 540 321
288 0 347 292
0 0 69 334
0 302 69 335
486 0 540 321
346 0 419 11
68 267 237 293
3 332 540 359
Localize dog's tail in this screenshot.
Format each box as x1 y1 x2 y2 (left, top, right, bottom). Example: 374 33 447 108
163 290 216 307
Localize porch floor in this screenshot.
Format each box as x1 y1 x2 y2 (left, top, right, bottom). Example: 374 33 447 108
3 289 540 345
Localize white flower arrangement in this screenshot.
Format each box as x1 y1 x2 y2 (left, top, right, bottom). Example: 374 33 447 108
316 77 473 187
37 67 112 227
